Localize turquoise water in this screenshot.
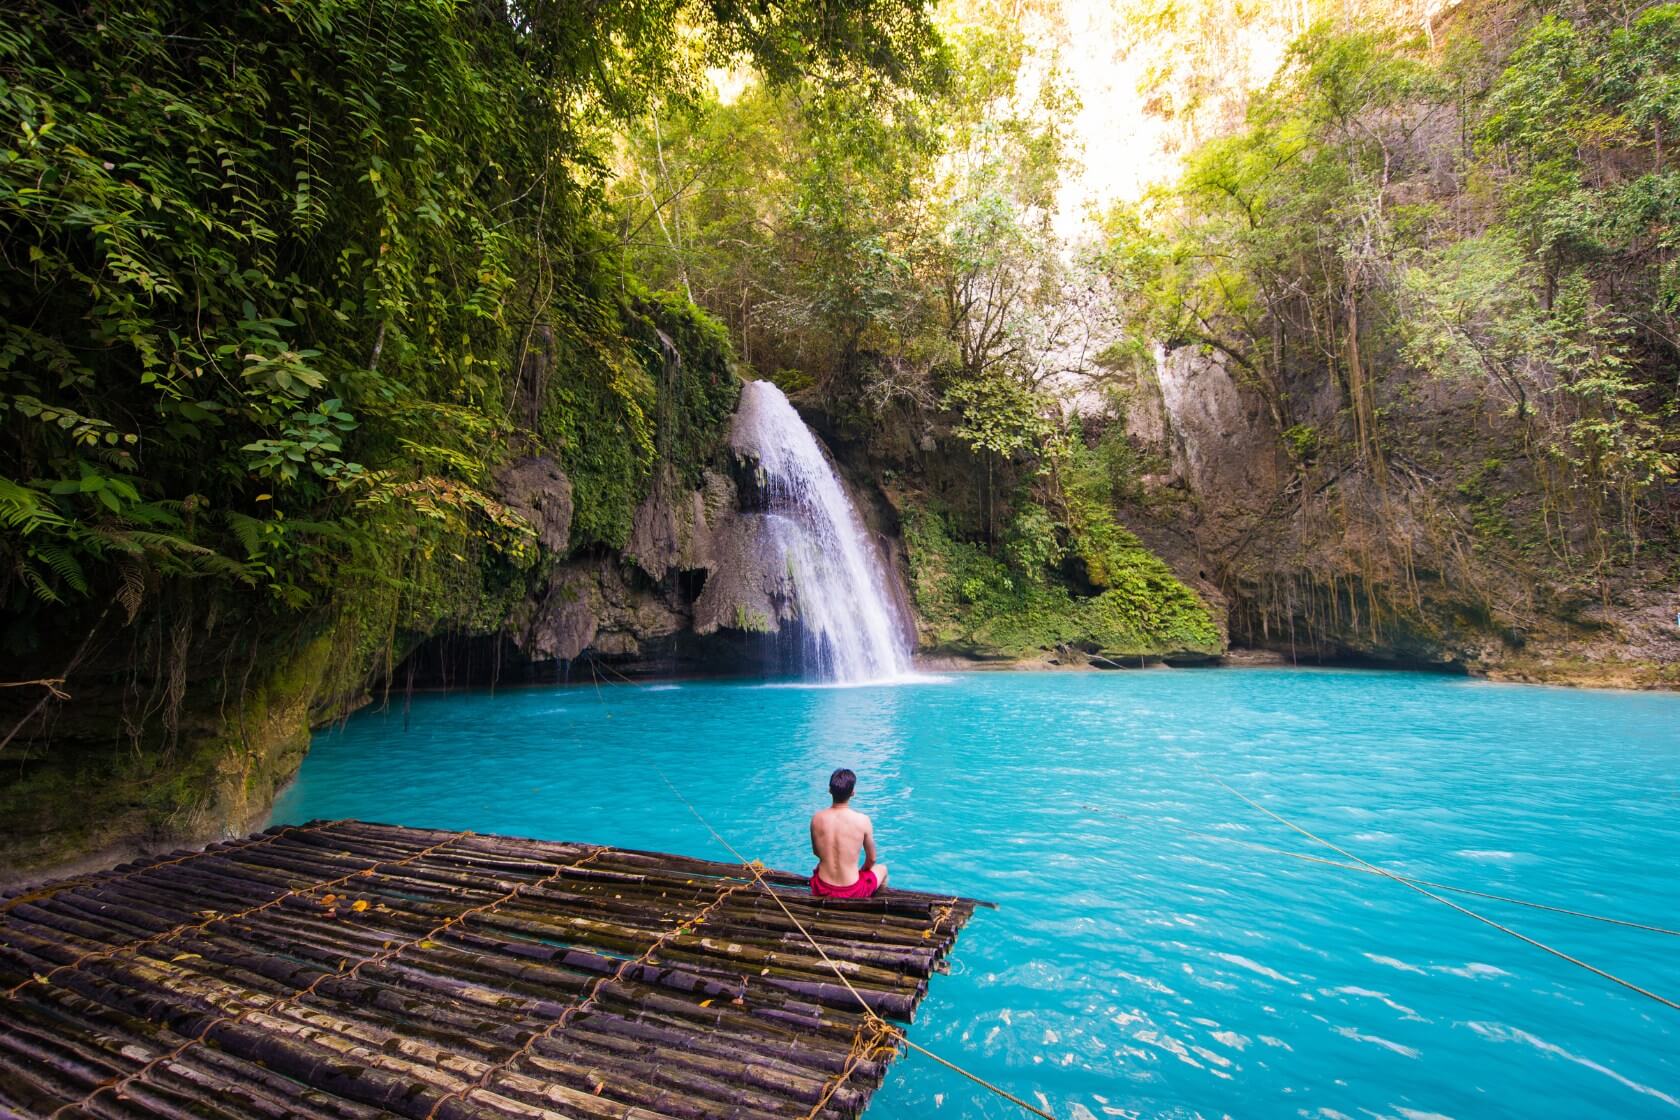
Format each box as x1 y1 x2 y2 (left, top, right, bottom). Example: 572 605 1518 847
272 668 1680 1119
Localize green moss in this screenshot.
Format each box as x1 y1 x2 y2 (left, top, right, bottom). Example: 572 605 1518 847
541 285 740 551
900 495 1222 659
0 629 339 873
732 604 774 633
1456 456 1535 557
626 286 744 487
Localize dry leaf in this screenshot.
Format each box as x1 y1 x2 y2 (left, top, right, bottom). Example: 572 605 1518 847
171 952 201 962
351 900 369 913
698 999 713 1008
321 893 337 905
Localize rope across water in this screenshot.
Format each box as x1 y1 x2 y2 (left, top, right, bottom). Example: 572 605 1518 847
1208 775 1680 1012
1155 820 1680 937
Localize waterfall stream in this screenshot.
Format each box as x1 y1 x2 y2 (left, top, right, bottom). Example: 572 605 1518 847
729 380 913 683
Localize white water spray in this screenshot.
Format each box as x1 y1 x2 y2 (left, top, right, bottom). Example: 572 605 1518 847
729 381 913 683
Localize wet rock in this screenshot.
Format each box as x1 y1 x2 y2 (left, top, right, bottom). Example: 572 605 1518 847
625 465 731 582
691 512 794 635
495 455 573 554
519 573 597 662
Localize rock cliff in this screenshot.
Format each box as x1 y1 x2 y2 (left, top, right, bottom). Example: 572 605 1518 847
1114 344 1680 687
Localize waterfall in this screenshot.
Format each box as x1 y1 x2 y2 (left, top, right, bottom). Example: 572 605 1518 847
729 381 913 683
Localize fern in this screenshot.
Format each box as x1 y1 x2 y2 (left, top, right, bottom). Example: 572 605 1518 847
224 512 266 559
30 544 89 595
17 560 62 605
0 478 66 536
117 557 146 623
105 529 216 556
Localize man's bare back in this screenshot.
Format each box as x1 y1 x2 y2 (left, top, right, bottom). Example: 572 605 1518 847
809 768 889 896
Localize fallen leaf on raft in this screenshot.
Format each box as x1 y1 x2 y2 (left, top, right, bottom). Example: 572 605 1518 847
171 953 201 962
351 900 369 912
418 940 439 950
699 999 713 1008
321 894 337 905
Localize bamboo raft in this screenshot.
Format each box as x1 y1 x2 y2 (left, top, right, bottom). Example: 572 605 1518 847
0 820 986 1120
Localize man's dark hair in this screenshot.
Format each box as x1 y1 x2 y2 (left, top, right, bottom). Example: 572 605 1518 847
828 768 856 803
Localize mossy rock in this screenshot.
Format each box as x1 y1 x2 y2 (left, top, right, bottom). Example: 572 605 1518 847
897 492 1224 661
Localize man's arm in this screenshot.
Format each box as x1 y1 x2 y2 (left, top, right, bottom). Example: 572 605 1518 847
860 815 876 873
810 816 820 861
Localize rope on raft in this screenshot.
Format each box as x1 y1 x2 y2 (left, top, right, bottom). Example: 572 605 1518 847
44 828 498 1118
585 658 1057 1119
1209 776 1680 1012
418 851 744 1120
1 820 354 977
650 764 1059 1120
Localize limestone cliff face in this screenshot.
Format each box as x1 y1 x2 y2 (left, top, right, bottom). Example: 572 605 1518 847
505 462 779 675
1138 347 1285 502
1116 344 1680 687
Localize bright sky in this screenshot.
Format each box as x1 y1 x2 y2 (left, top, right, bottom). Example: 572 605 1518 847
1026 0 1294 240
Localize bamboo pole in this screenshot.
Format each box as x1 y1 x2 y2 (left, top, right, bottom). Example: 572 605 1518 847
2 825 981 1120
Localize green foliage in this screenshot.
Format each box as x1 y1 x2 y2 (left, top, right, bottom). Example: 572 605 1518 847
0 0 934 641
1003 502 1064 579
627 287 743 488
943 369 1055 459
609 69 942 408
1544 273 1673 503
610 0 1082 431
1282 423 1320 465
901 496 1220 658
540 285 741 548
1105 6 1678 570
904 404 1219 659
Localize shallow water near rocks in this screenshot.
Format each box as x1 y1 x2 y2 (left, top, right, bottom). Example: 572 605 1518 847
273 667 1680 1119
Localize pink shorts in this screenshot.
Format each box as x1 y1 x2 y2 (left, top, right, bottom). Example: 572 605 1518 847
810 868 880 899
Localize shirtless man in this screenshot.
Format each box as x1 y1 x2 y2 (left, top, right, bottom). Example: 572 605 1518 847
809 768 889 898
